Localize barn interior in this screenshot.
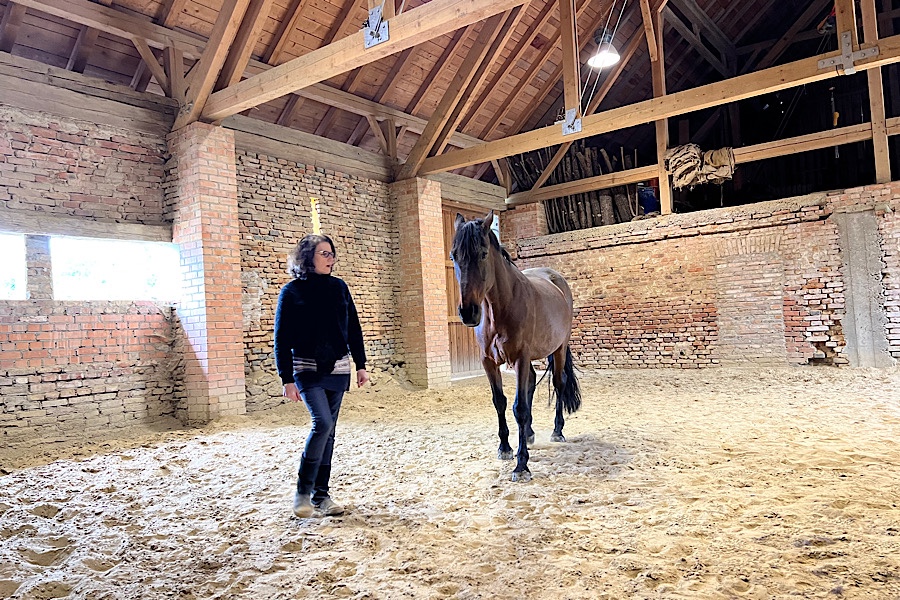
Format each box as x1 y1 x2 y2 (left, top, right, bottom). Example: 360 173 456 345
1 0 899 597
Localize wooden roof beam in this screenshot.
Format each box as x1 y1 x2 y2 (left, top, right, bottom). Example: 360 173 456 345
668 0 734 65
418 31 900 174
204 0 528 121
405 26 473 117
346 46 416 146
65 0 112 74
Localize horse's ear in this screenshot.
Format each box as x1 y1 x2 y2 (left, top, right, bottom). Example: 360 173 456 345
481 210 494 233
454 213 466 231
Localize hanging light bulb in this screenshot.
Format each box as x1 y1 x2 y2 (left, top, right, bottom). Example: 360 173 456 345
587 30 620 69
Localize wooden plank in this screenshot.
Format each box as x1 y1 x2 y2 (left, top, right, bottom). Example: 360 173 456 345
275 93 302 125
431 172 506 210
834 0 858 49
0 51 177 111
0 206 172 241
175 0 251 129
457 0 557 132
0 2 27 53
418 32 900 175
405 26 472 116
203 0 528 121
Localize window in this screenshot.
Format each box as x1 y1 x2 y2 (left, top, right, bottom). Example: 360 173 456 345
0 233 27 300
50 237 182 301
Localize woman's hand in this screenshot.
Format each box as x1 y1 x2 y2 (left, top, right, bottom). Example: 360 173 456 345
283 382 301 402
356 369 370 388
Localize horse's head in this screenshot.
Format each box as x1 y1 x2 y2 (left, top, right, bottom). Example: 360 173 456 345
450 211 496 327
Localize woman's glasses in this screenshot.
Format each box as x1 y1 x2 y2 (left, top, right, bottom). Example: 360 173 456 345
316 250 336 260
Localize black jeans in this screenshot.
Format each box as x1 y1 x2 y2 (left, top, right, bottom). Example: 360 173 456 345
296 385 345 501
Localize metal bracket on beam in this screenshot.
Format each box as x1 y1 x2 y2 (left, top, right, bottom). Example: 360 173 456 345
817 31 879 75
363 6 389 49
560 108 582 135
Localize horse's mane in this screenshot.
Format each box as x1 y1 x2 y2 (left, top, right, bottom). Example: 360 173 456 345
454 218 514 265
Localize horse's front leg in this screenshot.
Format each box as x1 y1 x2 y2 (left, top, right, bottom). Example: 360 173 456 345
483 359 513 460
511 359 534 482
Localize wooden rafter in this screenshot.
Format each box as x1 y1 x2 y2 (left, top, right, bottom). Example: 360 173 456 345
65 0 111 74
433 7 525 155
216 0 274 91
669 0 734 64
132 37 169 95
640 0 658 61
405 26 473 116
174 0 251 129
457 0 558 132
418 31 900 175
397 9 514 180
525 25 648 195
663 6 730 77
475 0 593 141
262 0 309 66
0 3 27 53
743 0 831 73
346 47 416 146
203 0 528 121
276 94 303 126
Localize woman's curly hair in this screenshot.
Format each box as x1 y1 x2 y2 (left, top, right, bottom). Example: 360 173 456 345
288 234 336 279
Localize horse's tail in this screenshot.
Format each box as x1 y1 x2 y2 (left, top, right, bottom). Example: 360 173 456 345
546 346 581 415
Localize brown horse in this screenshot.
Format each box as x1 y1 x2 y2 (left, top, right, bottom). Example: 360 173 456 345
451 211 581 481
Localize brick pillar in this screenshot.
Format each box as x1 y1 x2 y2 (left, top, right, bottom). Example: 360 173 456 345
24 235 53 300
499 202 548 260
391 177 451 388
167 122 246 423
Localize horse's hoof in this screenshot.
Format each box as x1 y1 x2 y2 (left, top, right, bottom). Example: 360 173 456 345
511 470 532 483
526 434 535 446
498 449 514 460
550 433 566 443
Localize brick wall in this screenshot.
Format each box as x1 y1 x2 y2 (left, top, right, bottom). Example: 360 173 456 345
0 103 177 444
0 105 165 221
235 151 401 411
509 184 900 367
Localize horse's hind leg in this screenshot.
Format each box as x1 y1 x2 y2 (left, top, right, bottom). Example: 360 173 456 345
550 346 567 442
484 359 513 460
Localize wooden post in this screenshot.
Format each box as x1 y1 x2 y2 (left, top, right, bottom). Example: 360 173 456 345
860 0 890 183
651 9 672 214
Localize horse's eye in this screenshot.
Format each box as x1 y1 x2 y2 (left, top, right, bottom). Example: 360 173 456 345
449 252 456 262
481 251 488 261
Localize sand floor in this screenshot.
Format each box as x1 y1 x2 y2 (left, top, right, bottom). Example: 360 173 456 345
1 366 899 599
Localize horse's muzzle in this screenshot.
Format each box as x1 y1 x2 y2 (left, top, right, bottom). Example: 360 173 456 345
458 304 482 327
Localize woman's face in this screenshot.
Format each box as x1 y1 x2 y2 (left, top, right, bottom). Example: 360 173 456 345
312 241 336 275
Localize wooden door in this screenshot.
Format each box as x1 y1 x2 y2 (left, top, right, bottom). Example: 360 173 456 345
443 207 483 378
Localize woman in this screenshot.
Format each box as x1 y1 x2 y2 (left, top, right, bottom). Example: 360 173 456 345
274 234 369 518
